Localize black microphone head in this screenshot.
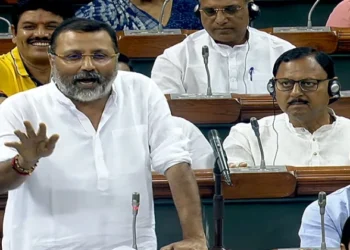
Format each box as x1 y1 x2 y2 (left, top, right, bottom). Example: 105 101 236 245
318 191 326 207
208 129 219 140
202 45 209 56
132 192 140 206
250 117 259 129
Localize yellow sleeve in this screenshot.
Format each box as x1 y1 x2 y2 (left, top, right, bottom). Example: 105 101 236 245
0 55 17 97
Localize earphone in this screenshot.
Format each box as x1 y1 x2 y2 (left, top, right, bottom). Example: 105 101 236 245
194 0 260 22
267 78 341 104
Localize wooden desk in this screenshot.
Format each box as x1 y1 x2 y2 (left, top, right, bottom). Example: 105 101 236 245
0 166 349 250
166 94 350 124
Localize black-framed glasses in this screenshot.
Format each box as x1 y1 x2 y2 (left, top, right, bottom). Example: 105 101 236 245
49 49 118 65
275 78 329 92
199 5 243 17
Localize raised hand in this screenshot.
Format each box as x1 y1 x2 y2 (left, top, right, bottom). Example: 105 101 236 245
5 121 59 166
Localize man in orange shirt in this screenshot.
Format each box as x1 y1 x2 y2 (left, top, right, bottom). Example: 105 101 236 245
326 0 350 27
0 0 73 104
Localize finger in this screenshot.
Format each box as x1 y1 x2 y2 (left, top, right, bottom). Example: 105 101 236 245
23 121 36 139
239 162 248 168
160 244 173 250
37 123 47 140
46 134 60 151
4 141 21 150
228 163 237 168
14 130 28 142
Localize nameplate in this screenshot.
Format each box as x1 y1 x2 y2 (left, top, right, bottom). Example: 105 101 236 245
229 165 288 174
273 26 331 33
0 33 12 39
124 29 182 36
170 93 232 100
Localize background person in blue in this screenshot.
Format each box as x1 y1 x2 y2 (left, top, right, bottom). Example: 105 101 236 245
75 0 203 31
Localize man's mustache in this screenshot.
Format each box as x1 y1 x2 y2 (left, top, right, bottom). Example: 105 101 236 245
73 71 102 84
27 37 50 44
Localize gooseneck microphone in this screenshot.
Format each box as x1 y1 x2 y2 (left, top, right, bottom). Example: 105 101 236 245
250 117 266 170
318 191 327 250
307 0 321 29
132 192 140 250
158 0 170 33
208 129 232 186
202 45 212 96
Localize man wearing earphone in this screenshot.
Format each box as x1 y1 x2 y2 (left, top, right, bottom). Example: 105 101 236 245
151 0 294 94
223 47 350 167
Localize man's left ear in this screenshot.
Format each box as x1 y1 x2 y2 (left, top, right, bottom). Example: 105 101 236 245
340 243 346 250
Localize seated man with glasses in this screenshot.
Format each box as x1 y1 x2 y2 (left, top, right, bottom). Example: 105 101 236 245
151 0 294 94
223 47 350 168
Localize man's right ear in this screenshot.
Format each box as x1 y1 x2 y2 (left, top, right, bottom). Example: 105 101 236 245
340 243 346 250
11 24 17 44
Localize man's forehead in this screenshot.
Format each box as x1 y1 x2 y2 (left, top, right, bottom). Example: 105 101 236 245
19 9 63 23
201 0 244 7
55 31 114 51
277 57 326 76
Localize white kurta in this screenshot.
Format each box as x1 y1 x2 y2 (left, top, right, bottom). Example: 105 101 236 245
0 71 191 250
151 28 295 94
172 117 215 169
223 112 350 167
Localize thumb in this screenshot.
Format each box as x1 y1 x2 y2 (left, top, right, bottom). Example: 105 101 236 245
46 134 60 151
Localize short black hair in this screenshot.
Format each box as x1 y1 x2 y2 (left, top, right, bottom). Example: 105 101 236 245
12 0 74 32
273 47 336 79
50 18 118 53
118 53 133 71
342 217 350 250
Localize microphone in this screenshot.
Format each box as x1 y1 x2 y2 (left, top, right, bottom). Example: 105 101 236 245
202 45 212 96
208 129 232 186
250 117 266 170
318 191 327 250
158 0 170 33
132 192 140 250
307 0 320 29
273 0 330 33
0 17 11 37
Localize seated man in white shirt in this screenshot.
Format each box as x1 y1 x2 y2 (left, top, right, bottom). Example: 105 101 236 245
223 46 350 167
115 55 215 169
151 0 295 94
299 186 350 248
0 18 207 250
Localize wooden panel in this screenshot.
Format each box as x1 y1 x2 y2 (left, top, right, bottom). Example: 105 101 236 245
117 27 350 58
0 37 13 55
288 166 350 195
117 30 194 58
166 94 241 124
261 27 339 54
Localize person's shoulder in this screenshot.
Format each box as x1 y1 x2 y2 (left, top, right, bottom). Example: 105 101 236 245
163 29 208 53
250 27 295 49
115 71 155 93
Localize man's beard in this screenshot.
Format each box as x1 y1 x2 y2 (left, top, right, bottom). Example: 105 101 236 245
52 65 118 103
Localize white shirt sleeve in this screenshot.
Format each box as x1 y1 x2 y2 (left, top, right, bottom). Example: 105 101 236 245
151 48 186 94
223 124 255 166
299 201 341 248
147 81 191 174
0 97 25 162
173 117 215 169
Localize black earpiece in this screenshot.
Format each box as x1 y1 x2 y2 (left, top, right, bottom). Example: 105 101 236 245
328 79 341 104
267 78 276 99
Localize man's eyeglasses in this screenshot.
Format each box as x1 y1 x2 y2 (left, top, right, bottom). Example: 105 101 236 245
49 51 119 64
199 5 243 17
275 78 329 92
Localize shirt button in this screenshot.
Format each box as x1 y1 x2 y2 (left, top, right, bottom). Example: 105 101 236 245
313 152 318 156
313 138 316 141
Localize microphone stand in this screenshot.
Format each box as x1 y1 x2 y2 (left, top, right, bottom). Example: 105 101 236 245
211 162 227 250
